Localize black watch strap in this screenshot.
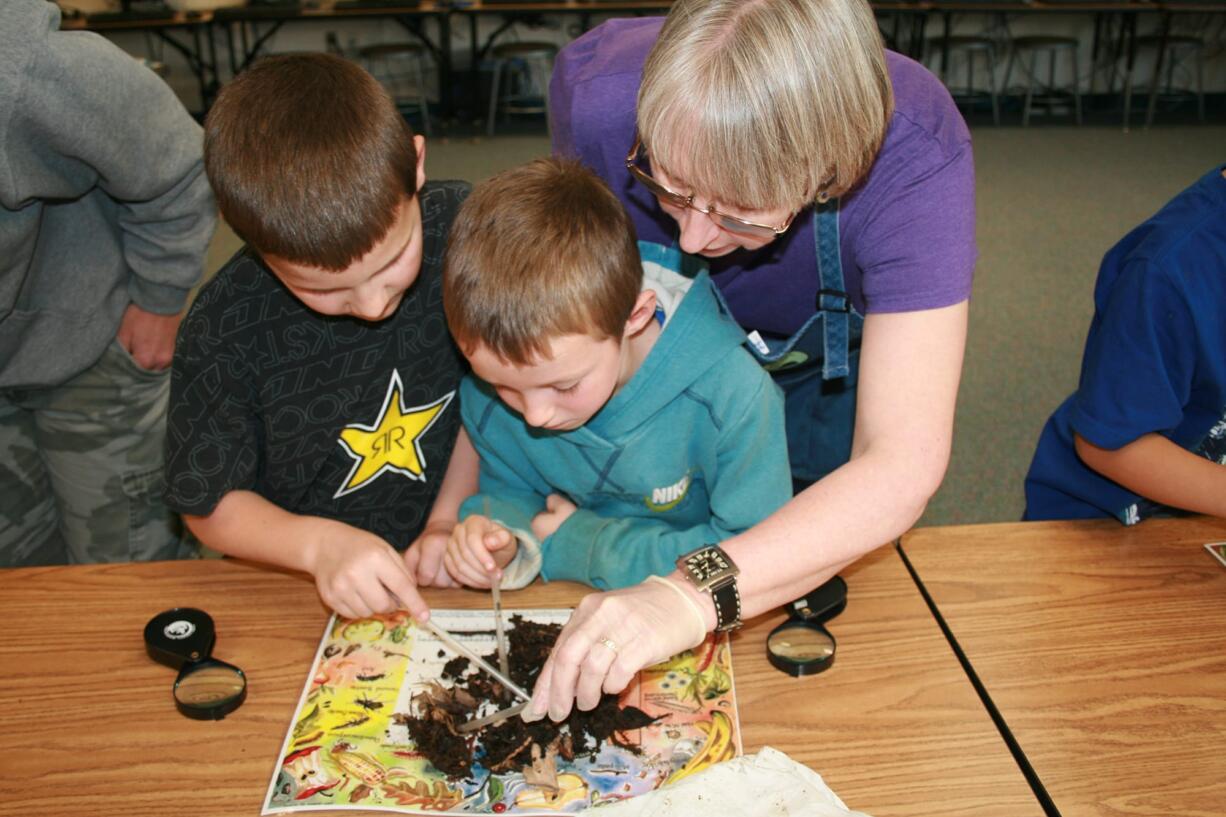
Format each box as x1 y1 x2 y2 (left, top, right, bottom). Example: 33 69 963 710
710 578 742 632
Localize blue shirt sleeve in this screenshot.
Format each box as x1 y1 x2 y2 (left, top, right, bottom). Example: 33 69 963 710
1068 258 1196 449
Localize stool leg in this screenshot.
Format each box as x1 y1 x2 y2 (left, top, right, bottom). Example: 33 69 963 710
1070 50 1082 125
1048 48 1057 118
1195 45 1205 123
1023 52 1036 126
486 60 503 137
1122 53 1134 131
966 50 974 108
540 57 553 137
986 46 1000 126
413 55 432 137
1145 31 1166 129
1145 51 1160 129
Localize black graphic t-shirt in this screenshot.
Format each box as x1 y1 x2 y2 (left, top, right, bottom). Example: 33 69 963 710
165 181 470 548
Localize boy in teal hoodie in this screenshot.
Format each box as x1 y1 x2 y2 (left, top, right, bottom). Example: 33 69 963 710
435 158 791 591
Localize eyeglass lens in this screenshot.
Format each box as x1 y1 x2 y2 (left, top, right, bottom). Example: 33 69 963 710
628 146 779 240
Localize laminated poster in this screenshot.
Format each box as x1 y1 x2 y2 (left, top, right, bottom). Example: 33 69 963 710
262 608 741 815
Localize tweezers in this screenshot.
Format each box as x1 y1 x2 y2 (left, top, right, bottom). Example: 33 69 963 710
456 700 530 733
418 617 531 702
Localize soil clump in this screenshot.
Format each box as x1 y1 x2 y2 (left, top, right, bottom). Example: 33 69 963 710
395 615 658 781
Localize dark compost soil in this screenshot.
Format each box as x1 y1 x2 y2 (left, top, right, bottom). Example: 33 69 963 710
394 615 657 780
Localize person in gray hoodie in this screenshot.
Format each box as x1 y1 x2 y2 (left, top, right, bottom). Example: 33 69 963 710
0 0 216 565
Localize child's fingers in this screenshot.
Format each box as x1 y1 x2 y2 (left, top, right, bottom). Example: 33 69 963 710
444 549 490 589
458 534 497 576
431 567 460 589
417 539 446 585
483 526 514 552
380 570 430 623
453 521 498 573
331 597 366 621
402 545 430 583
446 539 487 586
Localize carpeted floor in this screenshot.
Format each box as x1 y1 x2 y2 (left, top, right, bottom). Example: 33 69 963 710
204 124 1226 526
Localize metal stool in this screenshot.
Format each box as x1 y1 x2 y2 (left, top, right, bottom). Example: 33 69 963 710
1004 36 1082 126
1123 34 1206 128
486 41 557 137
359 42 432 136
927 35 1001 126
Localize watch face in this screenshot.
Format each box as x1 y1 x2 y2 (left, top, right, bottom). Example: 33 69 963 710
687 548 731 578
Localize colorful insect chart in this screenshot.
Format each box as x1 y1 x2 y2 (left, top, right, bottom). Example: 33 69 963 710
262 608 740 815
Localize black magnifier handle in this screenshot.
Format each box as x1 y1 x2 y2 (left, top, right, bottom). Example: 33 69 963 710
145 607 217 668
787 574 847 623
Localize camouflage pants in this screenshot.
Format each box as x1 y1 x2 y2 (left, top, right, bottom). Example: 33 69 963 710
0 340 196 566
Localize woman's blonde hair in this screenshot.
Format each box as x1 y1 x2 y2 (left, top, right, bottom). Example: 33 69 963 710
638 0 892 211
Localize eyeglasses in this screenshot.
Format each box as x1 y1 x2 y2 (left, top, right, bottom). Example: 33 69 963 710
625 137 796 240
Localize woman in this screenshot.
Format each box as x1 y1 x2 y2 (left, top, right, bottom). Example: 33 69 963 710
524 0 973 721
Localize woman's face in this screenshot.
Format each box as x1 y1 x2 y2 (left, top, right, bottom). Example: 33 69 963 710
651 164 797 258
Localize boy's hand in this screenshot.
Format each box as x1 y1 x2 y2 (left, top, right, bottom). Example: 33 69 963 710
532 493 577 541
445 515 517 589
116 303 182 371
406 520 460 588
307 521 429 621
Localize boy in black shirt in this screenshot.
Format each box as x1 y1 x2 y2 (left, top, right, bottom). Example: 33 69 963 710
165 54 473 621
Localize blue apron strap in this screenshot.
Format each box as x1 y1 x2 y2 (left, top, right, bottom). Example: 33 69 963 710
815 199 851 380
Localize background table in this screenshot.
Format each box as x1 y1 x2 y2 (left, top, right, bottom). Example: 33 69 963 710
900 516 1226 817
62 8 220 113
0 545 1039 816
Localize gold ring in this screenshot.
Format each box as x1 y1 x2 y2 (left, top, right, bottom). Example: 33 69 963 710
597 637 619 655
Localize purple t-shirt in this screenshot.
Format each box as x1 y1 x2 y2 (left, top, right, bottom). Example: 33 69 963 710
550 17 975 337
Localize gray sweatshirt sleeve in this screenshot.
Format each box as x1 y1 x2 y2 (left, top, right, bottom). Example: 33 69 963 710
10 27 216 313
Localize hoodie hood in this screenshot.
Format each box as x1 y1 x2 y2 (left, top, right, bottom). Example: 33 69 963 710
456 240 792 590
581 246 749 441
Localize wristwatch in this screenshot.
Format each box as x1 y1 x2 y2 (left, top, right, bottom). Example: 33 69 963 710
676 545 742 632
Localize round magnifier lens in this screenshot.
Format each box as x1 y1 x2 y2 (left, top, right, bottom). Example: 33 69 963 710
173 658 247 720
767 621 836 677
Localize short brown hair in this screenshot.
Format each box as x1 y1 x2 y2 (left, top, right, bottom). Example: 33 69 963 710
443 158 641 366
204 53 418 271
639 0 893 210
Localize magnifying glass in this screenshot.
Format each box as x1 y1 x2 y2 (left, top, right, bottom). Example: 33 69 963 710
144 608 247 720
766 575 848 677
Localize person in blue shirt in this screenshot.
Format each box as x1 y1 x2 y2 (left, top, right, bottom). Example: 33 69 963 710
1025 165 1226 524
434 157 792 590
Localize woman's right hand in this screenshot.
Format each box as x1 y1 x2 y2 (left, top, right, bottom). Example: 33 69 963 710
523 575 712 722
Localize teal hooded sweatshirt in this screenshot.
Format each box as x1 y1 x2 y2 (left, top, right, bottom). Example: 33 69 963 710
458 244 792 590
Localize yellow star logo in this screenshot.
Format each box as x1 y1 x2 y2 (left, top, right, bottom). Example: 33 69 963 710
334 370 454 498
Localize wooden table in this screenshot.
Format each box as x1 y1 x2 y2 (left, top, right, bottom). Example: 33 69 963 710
0 546 1039 817
900 516 1226 817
